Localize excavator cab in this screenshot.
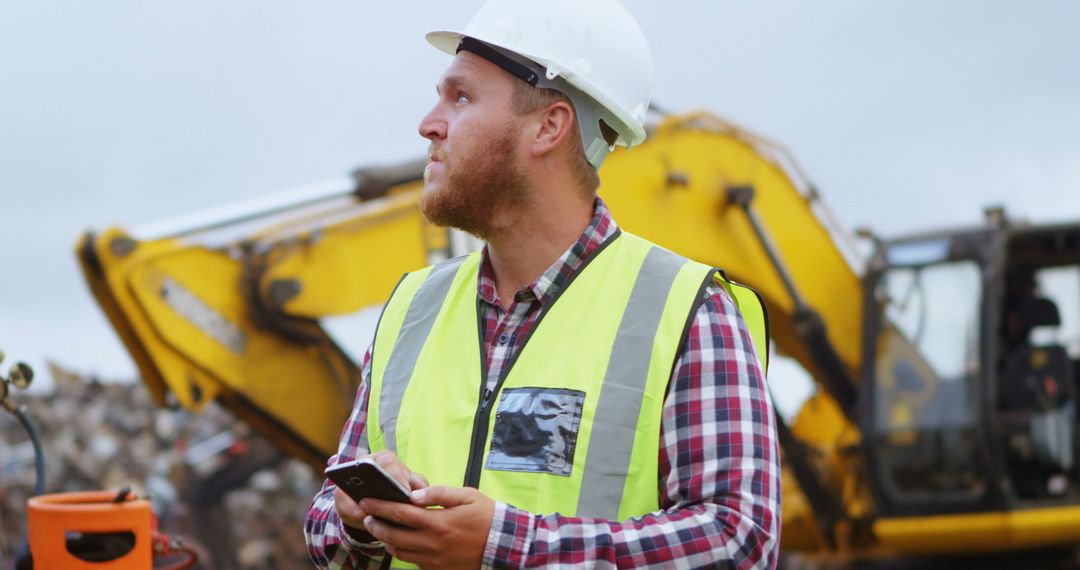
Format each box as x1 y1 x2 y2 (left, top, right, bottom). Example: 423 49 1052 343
862 219 1080 520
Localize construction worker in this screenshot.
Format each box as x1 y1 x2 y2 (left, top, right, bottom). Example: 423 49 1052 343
304 0 779 568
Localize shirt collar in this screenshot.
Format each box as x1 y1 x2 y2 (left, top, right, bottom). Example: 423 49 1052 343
478 197 619 307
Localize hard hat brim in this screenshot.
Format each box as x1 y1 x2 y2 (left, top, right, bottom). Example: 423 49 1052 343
426 31 467 57
424 30 647 148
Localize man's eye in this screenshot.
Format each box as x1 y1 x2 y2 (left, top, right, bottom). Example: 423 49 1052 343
456 93 470 104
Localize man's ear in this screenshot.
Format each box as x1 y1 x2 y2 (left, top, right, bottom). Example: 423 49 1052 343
530 101 576 159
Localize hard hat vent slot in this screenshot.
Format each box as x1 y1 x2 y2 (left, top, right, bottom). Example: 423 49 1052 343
599 119 618 147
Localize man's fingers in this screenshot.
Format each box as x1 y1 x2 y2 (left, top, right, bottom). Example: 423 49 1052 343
360 498 430 529
365 450 419 491
370 449 397 468
409 471 429 490
363 515 402 547
410 485 473 508
363 486 495 568
363 515 430 553
333 487 367 527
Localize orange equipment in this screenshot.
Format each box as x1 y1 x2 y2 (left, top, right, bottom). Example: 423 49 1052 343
27 491 153 569
25 490 197 569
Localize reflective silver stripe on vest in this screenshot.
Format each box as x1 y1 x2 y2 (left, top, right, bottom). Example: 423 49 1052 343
577 246 687 519
380 256 467 452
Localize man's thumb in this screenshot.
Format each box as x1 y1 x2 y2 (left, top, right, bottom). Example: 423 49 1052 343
410 485 471 507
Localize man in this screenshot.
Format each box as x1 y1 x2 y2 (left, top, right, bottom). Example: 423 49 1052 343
305 1 779 568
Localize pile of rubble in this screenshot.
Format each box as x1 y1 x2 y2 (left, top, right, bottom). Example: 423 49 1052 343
0 363 322 569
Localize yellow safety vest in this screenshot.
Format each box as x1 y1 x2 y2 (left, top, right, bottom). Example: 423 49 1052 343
366 231 767 567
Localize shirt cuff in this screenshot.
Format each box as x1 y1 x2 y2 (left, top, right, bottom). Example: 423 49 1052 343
482 501 535 570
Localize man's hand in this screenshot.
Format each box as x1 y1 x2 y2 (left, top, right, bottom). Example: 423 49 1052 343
360 486 496 569
332 450 429 540
367 449 430 492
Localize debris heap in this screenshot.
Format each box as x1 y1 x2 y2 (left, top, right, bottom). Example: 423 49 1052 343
0 363 322 569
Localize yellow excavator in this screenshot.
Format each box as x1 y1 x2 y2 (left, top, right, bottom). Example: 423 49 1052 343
76 111 1080 562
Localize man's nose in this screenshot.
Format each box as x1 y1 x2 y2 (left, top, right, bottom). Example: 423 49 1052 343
418 104 447 142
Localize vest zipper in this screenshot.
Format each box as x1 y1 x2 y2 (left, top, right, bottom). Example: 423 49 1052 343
460 229 623 489
463 387 495 487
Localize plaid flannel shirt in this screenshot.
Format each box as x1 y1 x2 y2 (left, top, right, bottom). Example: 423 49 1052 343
304 198 780 569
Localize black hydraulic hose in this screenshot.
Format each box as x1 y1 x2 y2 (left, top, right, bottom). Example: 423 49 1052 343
726 184 860 418
12 406 45 496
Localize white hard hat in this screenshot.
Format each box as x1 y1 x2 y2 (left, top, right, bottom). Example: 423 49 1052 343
427 0 653 168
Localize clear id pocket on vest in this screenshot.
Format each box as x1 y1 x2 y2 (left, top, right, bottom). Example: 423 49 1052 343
485 387 586 477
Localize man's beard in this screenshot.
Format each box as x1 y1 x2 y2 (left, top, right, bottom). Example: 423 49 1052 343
419 128 528 241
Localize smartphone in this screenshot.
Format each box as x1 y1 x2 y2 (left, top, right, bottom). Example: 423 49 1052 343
325 457 412 504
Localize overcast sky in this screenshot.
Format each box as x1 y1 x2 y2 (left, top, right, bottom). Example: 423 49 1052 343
1 1 1078 413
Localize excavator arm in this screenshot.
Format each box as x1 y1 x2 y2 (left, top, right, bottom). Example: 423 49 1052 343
77 173 436 468
77 112 869 554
